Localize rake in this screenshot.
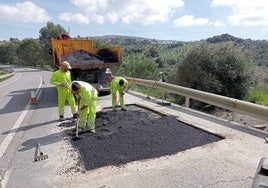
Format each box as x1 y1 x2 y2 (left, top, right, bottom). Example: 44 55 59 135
34 142 48 162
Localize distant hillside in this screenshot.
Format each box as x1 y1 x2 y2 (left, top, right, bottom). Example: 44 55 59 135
1 33 268 67
206 34 268 66
90 35 149 41
92 33 268 67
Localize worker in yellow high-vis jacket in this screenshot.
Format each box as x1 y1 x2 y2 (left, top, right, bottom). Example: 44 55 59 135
111 77 129 111
71 81 98 133
50 61 77 121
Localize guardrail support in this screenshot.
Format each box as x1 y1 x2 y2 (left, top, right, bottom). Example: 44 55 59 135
230 99 237 121
185 96 190 108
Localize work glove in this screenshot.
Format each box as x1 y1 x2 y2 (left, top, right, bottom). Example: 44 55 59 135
74 94 79 99
58 82 67 87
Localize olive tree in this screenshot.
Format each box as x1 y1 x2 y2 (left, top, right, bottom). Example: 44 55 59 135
176 42 257 100
39 22 66 66
0 43 18 64
17 38 44 67
39 22 66 48
117 55 157 79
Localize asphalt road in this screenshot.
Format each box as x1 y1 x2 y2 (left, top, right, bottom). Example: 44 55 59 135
0 67 268 188
0 67 56 188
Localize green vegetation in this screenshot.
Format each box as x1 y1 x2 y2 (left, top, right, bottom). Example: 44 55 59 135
176 42 257 99
245 89 268 106
0 68 12 75
0 22 66 68
1 23 268 106
0 68 13 82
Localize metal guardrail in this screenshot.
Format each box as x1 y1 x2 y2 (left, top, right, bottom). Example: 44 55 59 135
126 77 268 122
0 72 15 80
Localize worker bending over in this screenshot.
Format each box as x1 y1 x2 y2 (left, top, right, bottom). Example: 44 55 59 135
71 81 98 133
111 77 129 111
50 61 77 121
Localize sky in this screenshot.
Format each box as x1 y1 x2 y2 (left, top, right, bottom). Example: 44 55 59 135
1 0 268 41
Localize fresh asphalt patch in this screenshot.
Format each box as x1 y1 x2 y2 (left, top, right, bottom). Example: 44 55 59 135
67 104 223 170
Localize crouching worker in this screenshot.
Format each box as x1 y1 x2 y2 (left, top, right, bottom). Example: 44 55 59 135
71 81 98 133
111 77 129 111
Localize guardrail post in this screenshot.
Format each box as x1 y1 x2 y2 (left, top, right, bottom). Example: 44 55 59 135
185 96 190 108
230 99 237 121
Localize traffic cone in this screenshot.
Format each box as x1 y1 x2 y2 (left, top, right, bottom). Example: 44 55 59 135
30 90 37 104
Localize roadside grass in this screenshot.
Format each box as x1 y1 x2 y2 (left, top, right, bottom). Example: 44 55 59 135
0 68 12 75
0 68 14 82
245 89 268 107
42 64 54 71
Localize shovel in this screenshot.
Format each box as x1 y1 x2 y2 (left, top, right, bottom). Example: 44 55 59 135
72 98 82 141
72 117 82 141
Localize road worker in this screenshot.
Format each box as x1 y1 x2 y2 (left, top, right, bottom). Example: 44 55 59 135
71 81 98 133
159 71 167 100
111 77 129 111
159 72 166 82
50 61 77 121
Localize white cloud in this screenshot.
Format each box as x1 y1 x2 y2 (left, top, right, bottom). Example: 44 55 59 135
0 1 50 23
60 0 184 25
213 20 225 27
173 15 209 27
211 0 268 26
59 12 89 24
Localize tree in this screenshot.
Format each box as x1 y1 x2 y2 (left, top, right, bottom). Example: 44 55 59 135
176 42 257 100
149 47 159 57
39 22 67 66
39 22 66 48
0 43 19 64
117 56 157 79
17 38 44 66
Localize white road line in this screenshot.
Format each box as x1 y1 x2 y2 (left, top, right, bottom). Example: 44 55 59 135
0 104 30 158
1 167 12 188
0 72 44 187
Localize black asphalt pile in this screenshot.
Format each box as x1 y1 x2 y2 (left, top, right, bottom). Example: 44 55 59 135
70 105 223 171
62 50 104 64
96 48 120 62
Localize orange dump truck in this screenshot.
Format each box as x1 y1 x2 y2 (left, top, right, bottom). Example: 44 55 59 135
50 34 122 94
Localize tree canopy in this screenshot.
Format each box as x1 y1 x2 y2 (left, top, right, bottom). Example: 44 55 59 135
176 42 257 99
39 22 66 49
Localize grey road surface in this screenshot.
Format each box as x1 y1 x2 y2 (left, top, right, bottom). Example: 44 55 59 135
0 68 55 188
0 68 268 188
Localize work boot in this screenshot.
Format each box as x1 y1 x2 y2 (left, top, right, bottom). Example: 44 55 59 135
71 127 84 133
88 129 95 133
78 127 85 132
59 115 65 122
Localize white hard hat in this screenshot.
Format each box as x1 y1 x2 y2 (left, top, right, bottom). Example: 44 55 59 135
61 61 71 69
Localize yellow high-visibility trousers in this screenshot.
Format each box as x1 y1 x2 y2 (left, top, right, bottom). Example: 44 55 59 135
78 96 97 130
57 88 76 116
